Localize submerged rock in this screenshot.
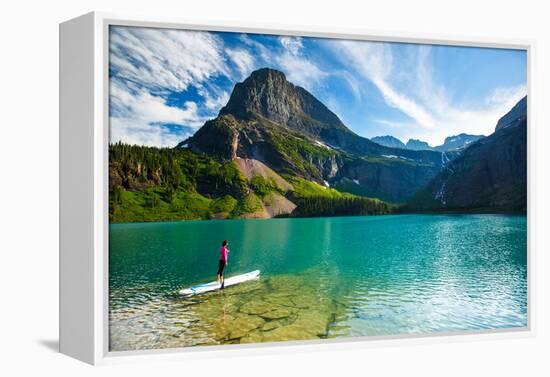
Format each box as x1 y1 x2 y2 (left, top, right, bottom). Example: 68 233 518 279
239 300 280 315
263 293 296 307
260 308 293 320
261 324 319 342
267 275 304 292
207 319 233 341
290 295 316 309
227 314 265 340
261 321 281 332
292 310 330 337
239 330 265 344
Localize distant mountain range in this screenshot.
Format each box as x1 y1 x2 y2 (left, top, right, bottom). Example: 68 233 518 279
406 95 527 212
109 67 527 221
369 135 406 149
371 133 484 152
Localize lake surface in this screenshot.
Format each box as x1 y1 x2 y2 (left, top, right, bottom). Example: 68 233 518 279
109 214 527 351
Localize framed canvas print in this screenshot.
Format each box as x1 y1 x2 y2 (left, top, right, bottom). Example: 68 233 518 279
60 12 533 365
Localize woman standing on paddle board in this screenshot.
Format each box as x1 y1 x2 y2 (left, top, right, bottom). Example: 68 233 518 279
217 240 230 287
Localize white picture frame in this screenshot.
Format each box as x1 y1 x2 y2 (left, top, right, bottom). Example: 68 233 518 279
59 11 536 365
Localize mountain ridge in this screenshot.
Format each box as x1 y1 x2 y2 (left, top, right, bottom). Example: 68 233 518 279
109 69 526 221
181 67 445 203
371 133 484 152
371 135 405 149
495 96 527 132
183 68 443 163
405 96 527 212
219 68 348 134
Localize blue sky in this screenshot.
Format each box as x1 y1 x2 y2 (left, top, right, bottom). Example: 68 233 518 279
109 26 527 147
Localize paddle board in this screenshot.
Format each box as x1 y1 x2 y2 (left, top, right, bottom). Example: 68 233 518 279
179 270 260 296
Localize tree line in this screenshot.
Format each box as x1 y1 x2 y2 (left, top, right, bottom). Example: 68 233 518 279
291 196 395 217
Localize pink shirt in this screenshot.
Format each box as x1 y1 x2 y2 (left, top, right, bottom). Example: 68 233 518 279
220 246 229 262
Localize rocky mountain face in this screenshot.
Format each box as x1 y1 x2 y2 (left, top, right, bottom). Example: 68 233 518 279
333 157 442 203
406 139 432 151
219 68 349 137
496 96 527 131
434 133 484 151
371 135 406 149
406 96 527 212
112 67 526 218
185 69 441 161
182 68 446 203
371 133 484 152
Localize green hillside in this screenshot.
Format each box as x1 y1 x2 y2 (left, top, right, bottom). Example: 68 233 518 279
109 143 394 222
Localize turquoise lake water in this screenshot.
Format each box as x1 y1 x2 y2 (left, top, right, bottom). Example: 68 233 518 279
109 214 527 351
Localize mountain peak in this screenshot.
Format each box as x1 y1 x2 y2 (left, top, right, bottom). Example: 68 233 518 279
371 134 484 152
495 96 527 132
406 139 432 151
219 67 346 133
371 135 406 149
248 67 287 81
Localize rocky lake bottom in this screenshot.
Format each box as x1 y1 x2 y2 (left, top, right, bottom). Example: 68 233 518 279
110 270 350 350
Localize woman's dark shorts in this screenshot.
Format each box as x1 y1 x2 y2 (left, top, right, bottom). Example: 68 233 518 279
217 260 226 276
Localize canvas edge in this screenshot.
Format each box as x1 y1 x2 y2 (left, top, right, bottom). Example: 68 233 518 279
59 10 536 365
59 11 97 365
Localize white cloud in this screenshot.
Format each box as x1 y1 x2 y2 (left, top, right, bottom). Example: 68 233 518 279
276 53 326 89
323 96 345 120
335 70 363 102
110 27 228 92
275 36 326 90
279 36 304 55
333 40 527 145
110 118 191 149
373 78 437 130
485 85 527 107
226 48 256 79
241 34 327 88
369 84 526 146
412 46 452 115
334 40 437 130
239 35 267 60
109 27 525 149
409 48 526 144
109 27 235 147
201 88 230 111
110 29 328 148
238 34 327 90
109 79 208 147
439 84 527 136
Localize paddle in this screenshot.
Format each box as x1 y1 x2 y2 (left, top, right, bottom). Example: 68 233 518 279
221 259 227 289
221 248 231 290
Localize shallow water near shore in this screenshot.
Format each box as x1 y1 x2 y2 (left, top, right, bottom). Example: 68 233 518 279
109 214 527 351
